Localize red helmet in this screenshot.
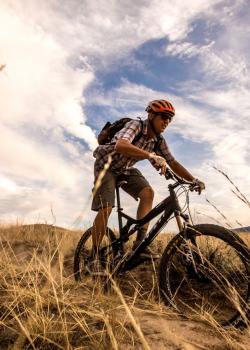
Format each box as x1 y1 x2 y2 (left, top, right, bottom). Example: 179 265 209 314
146 99 175 115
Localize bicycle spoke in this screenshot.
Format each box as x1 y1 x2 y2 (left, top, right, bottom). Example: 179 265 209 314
159 225 250 326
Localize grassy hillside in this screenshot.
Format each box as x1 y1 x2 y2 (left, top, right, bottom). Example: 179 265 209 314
0 224 249 349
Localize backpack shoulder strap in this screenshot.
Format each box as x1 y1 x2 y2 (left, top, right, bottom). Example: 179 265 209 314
154 135 163 153
131 118 144 145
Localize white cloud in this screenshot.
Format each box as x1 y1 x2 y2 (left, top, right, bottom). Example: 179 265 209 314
0 175 17 194
0 1 98 225
1 0 249 228
166 41 215 58
164 0 250 86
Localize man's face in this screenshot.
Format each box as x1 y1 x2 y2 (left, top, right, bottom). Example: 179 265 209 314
149 112 173 134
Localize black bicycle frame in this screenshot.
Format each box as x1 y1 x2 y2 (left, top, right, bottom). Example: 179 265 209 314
114 182 189 272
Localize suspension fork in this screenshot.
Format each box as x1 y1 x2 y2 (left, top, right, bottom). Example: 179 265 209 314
174 208 202 272
180 221 204 272
171 189 197 271
175 211 185 231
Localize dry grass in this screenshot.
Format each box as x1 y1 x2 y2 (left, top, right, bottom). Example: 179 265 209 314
0 224 249 349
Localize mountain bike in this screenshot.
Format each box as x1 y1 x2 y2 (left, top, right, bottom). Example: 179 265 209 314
74 168 250 327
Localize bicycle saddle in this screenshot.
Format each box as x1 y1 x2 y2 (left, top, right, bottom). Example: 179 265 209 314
116 174 128 188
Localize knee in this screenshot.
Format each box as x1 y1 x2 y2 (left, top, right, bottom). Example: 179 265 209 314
138 187 154 202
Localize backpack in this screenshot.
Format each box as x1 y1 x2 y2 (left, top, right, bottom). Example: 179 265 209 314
97 117 162 151
97 117 143 145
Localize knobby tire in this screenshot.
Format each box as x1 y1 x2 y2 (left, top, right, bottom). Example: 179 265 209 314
73 226 116 281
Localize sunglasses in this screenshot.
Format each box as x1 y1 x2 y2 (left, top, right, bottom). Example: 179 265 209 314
153 112 174 122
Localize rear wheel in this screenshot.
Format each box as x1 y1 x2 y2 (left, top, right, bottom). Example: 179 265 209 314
73 226 116 281
159 224 250 327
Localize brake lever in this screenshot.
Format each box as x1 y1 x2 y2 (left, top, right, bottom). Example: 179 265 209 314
165 168 174 180
189 184 201 193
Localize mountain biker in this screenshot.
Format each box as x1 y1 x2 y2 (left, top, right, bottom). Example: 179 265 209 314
89 99 205 274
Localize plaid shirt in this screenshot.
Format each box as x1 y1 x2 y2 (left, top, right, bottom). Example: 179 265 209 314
93 118 175 175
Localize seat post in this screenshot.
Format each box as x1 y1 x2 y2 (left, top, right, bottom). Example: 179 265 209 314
115 184 123 233
115 185 121 208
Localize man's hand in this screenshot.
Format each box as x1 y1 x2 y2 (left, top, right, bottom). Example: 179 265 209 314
192 178 205 195
149 153 167 175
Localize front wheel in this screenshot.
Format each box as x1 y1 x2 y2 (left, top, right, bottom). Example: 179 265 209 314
159 224 250 327
73 226 116 281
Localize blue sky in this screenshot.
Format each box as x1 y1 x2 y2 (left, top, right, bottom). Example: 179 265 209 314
0 0 249 230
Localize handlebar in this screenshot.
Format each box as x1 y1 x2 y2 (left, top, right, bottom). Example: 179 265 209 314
165 167 188 184
165 168 199 192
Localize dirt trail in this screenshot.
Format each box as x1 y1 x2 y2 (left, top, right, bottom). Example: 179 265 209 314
136 313 248 350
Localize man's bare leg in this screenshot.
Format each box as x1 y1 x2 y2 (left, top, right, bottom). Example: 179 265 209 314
87 206 113 275
92 206 113 252
134 187 159 257
135 187 154 242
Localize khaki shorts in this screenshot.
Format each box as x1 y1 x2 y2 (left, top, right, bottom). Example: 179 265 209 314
91 168 151 211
